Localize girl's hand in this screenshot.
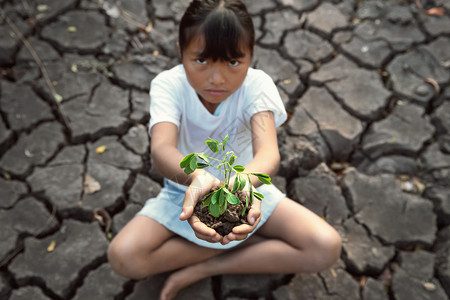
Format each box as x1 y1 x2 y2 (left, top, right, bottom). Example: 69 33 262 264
221 178 262 245
221 198 261 245
179 170 223 243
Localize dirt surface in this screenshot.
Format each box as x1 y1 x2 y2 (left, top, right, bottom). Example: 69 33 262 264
194 189 249 236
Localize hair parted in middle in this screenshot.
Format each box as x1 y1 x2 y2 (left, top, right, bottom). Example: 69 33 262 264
179 0 255 61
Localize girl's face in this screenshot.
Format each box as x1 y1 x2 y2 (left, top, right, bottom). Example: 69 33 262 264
182 34 252 107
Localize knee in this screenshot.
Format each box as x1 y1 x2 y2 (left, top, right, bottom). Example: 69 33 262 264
310 228 342 272
107 239 147 280
313 228 342 270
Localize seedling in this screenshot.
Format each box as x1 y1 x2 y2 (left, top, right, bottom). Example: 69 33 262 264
180 135 272 218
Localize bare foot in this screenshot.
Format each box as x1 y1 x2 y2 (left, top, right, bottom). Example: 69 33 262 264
159 264 209 300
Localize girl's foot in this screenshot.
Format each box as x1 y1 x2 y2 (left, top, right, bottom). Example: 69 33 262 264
159 264 209 300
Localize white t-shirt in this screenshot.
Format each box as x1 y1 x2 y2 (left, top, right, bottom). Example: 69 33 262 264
149 64 287 179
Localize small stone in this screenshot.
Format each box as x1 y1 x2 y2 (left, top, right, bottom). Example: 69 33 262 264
103 2 120 18
122 125 150 155
422 282 437 291
415 84 431 96
401 181 415 193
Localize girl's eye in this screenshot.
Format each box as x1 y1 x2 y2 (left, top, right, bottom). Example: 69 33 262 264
229 60 240 67
196 58 207 65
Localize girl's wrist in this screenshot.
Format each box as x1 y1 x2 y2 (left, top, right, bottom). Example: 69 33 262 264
188 169 207 184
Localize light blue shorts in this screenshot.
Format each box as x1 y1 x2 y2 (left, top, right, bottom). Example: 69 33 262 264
137 178 285 249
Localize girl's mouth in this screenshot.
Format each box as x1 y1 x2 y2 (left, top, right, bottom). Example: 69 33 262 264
206 89 227 96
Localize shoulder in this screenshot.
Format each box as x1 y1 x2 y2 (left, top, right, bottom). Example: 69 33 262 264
151 64 187 90
242 68 276 89
240 68 278 96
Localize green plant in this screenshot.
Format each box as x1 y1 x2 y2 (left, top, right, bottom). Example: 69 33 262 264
180 135 272 218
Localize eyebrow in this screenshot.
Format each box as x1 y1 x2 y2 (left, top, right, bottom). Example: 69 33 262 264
190 51 247 59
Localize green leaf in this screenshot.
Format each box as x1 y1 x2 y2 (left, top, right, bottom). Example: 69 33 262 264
211 190 220 205
202 192 213 206
218 189 225 206
254 192 264 201
180 153 195 168
219 201 227 215
189 155 198 171
231 176 240 193
183 166 195 175
209 202 220 217
239 175 247 190
198 153 210 164
223 188 240 205
242 195 249 216
226 193 240 205
223 187 232 195
252 173 271 179
254 173 272 185
222 135 229 151
233 165 245 173
254 195 263 201
258 177 272 185
196 163 209 169
228 155 236 166
206 139 219 153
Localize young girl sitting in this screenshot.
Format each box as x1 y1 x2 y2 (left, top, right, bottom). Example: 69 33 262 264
108 0 342 299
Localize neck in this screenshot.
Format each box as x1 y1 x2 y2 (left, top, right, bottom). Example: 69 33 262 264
198 94 220 114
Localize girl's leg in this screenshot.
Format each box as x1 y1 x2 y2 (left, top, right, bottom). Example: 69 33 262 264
107 215 224 280
160 197 341 300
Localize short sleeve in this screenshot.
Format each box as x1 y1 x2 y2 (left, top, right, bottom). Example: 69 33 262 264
242 70 287 127
148 69 182 133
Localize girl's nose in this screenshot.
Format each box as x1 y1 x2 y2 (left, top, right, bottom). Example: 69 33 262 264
209 65 225 85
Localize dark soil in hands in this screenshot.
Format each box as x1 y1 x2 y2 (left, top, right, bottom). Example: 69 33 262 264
193 189 249 236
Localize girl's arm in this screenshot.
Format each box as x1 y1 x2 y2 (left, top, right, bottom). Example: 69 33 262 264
222 110 280 245
150 122 201 186
152 121 224 242
246 110 280 185
228 110 279 189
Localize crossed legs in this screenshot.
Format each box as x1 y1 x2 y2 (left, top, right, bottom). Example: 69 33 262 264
108 197 341 300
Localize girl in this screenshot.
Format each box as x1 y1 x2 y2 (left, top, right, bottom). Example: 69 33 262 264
108 1 341 299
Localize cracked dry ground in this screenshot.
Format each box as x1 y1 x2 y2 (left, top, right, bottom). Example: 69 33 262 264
0 0 449 299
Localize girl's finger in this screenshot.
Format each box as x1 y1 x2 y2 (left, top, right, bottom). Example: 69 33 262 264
222 232 248 244
247 200 261 225
179 205 194 221
231 223 255 235
189 217 222 242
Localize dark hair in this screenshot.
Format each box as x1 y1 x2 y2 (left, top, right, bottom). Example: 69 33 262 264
179 0 255 61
